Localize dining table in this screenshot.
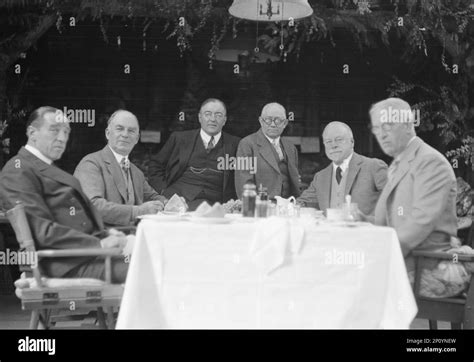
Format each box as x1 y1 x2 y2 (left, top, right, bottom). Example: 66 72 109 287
116 214 417 329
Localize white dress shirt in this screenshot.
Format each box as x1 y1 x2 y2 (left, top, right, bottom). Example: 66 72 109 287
332 152 353 176
200 129 221 148
264 134 281 147
25 144 53 165
108 145 130 166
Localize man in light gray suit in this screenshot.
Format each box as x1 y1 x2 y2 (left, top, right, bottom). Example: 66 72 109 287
369 98 457 271
74 110 167 227
235 103 300 199
297 121 387 215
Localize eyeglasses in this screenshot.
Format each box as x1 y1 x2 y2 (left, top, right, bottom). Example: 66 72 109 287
203 111 225 120
260 117 286 126
323 137 346 146
370 123 396 135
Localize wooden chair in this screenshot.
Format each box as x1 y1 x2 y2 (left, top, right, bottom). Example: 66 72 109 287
413 219 474 329
6 202 126 329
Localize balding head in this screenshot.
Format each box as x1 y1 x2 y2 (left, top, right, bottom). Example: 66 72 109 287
322 121 354 165
259 102 288 139
105 109 140 156
369 97 416 157
322 121 354 141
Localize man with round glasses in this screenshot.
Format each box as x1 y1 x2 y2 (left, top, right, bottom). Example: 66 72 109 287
297 121 388 215
148 98 240 210
235 102 301 199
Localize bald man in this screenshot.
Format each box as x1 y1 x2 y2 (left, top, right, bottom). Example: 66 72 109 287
369 98 457 271
74 110 167 226
297 121 388 215
235 103 301 199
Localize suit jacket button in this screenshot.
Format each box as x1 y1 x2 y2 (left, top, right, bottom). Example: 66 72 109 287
81 222 87 226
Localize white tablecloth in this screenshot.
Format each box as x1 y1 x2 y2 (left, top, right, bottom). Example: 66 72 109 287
117 217 417 329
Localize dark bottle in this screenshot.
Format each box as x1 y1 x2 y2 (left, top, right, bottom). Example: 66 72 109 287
257 184 268 201
242 183 257 217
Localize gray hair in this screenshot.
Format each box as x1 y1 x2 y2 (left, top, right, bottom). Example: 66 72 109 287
322 121 354 141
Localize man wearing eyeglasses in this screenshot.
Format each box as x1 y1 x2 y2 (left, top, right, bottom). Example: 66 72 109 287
235 102 301 199
148 98 240 210
297 121 387 215
368 97 457 272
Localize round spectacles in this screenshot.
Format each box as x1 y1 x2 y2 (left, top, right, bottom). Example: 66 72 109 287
260 117 286 126
203 111 225 121
370 123 395 135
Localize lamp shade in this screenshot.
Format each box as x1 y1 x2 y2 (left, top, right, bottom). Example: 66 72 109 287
229 0 313 22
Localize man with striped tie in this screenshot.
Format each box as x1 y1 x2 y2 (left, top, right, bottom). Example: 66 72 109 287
148 98 240 210
74 110 167 226
235 103 301 199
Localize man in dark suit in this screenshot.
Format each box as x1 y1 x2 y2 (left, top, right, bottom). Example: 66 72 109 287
235 103 300 199
0 106 128 282
148 98 240 210
297 121 388 215
369 98 457 271
74 110 167 226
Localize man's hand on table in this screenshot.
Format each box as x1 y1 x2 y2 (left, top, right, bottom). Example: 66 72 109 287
136 200 165 215
357 210 374 224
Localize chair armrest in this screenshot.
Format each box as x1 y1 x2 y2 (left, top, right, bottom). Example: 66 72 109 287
412 250 474 262
36 248 123 258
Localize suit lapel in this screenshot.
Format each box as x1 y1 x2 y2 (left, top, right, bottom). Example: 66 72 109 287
221 133 229 195
281 138 300 192
257 130 280 174
177 130 199 178
384 138 422 199
375 137 423 225
318 164 332 211
344 153 362 195
102 146 128 202
20 147 104 230
130 164 143 204
20 148 82 193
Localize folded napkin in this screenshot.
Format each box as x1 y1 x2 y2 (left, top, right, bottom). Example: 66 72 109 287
249 218 307 275
122 234 136 258
164 194 188 212
194 202 226 218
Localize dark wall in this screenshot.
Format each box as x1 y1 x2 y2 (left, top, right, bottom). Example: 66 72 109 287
5 19 425 179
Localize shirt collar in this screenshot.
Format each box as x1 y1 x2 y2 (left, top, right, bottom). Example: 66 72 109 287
200 129 221 145
394 136 417 163
25 144 53 165
108 145 129 165
264 134 281 146
332 152 353 174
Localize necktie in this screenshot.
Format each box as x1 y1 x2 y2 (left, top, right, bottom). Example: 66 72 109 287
273 140 284 161
206 136 215 153
336 166 342 184
120 157 134 204
387 159 400 183
120 157 130 175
